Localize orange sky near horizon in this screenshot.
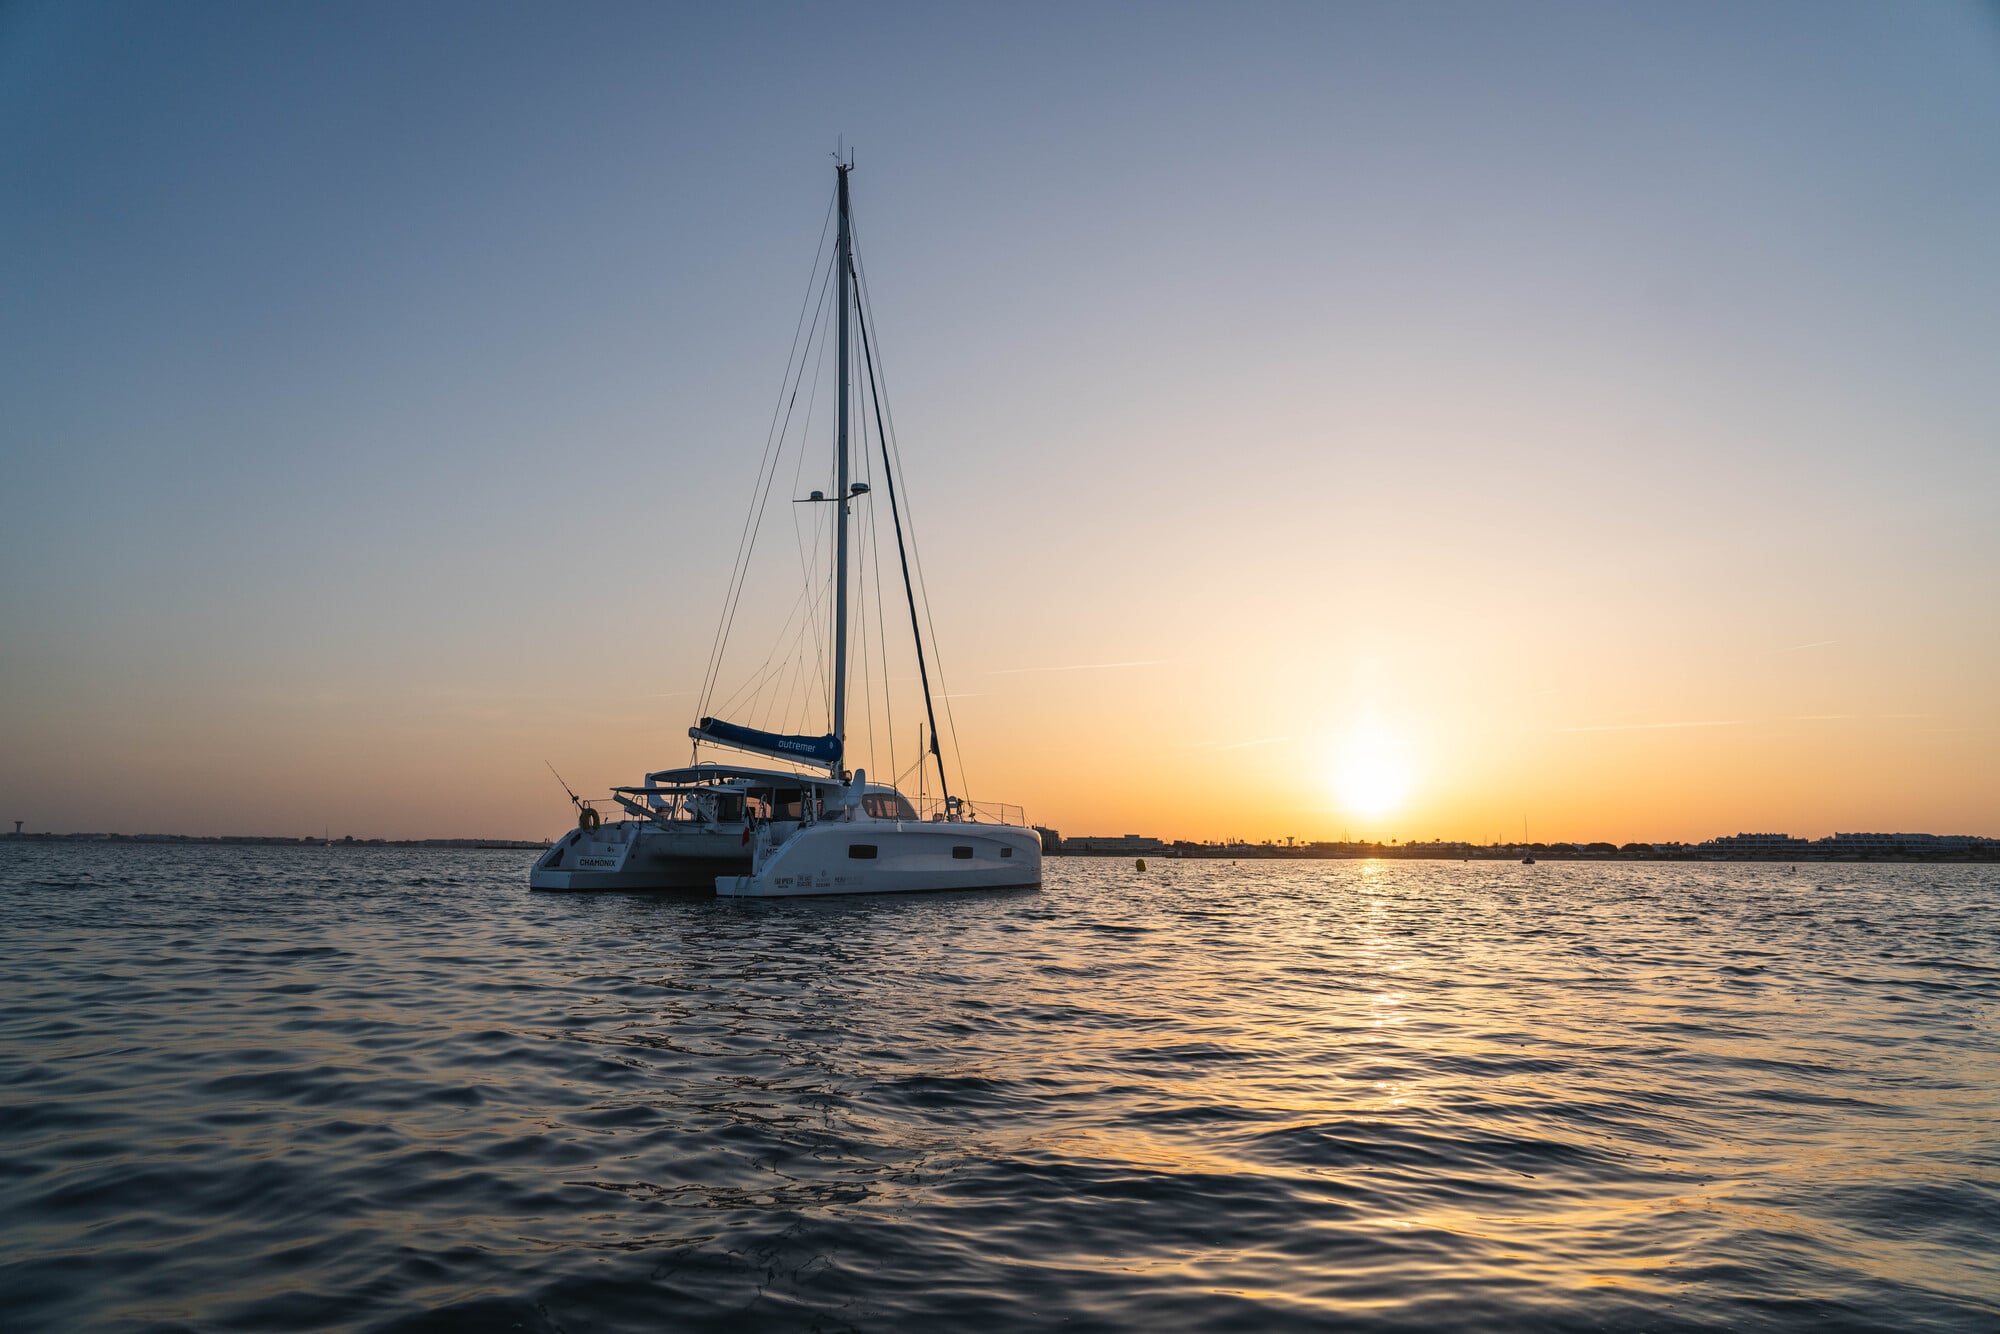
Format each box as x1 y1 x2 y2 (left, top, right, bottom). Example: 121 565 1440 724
6 577 1992 845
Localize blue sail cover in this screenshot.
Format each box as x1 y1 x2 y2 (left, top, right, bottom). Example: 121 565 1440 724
690 718 841 766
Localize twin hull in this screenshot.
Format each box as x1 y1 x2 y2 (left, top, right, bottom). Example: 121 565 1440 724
530 817 1043 897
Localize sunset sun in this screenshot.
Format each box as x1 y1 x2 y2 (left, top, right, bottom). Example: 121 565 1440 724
1331 717 1415 820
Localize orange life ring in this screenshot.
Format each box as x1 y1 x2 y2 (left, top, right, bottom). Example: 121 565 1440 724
578 806 601 831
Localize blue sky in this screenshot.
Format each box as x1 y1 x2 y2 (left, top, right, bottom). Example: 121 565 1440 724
3 2 1996 839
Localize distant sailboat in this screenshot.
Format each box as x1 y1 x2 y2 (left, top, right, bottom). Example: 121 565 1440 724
1521 816 1536 865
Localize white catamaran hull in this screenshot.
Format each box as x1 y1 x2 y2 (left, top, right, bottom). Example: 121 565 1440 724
717 821 1042 897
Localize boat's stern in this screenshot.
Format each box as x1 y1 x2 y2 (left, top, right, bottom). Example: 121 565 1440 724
530 822 647 891
531 818 758 891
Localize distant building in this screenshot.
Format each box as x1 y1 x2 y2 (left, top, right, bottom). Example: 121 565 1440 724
1691 831 1997 858
1824 832 1996 854
1705 833 1814 853
1063 834 1166 854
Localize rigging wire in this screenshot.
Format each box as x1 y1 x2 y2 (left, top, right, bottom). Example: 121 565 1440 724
846 343 872 778
786 267 838 731
852 380 873 777
711 259 836 741
848 216 968 800
856 497 876 778
712 582 814 720
771 591 818 738
862 398 898 786
696 190 837 742
715 253 835 749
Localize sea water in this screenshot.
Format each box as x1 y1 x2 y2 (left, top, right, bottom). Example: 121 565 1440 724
1 845 1994 1331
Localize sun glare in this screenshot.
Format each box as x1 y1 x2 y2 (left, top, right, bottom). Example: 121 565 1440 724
1332 717 1414 820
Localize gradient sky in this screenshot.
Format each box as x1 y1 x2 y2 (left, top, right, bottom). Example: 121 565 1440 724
3 1 1997 842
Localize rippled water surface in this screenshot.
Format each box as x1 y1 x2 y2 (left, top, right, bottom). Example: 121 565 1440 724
2 845 1995 1331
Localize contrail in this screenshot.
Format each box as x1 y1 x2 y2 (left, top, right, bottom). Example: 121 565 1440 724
983 659 1169 676
1190 735 1291 752
1775 639 1839 653
1559 719 1748 733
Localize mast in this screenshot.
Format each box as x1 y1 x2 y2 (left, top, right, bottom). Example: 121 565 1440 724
830 160 853 778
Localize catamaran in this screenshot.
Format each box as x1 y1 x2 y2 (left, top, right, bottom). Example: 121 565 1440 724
530 158 1042 897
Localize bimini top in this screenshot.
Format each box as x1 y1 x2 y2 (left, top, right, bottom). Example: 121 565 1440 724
642 763 848 790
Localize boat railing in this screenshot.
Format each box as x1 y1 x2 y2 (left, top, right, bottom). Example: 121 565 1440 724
907 796 1026 827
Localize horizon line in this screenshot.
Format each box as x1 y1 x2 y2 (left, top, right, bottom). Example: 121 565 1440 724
8 826 1996 847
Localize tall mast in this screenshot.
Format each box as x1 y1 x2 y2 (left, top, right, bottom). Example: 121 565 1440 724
830 160 853 778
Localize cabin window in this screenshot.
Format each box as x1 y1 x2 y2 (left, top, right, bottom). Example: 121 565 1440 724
952 846 973 860
862 792 919 821
848 844 878 859
715 795 744 823
1000 847 1013 857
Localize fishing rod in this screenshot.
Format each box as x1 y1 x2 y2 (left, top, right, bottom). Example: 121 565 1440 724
546 761 602 832
546 761 586 812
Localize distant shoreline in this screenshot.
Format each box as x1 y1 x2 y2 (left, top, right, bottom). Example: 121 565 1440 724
1060 848 2000 864
4 832 1994 863
3 834 549 851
